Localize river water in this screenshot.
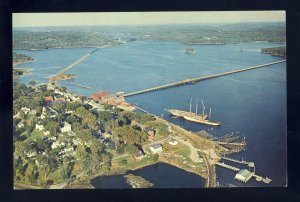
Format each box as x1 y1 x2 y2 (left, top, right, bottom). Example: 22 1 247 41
15 39 286 187
90 163 205 188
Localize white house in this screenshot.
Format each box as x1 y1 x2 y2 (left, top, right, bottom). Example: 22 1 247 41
51 141 66 149
149 144 163 154
17 122 25 128
25 150 37 158
48 136 57 141
59 147 74 155
60 122 72 133
168 138 178 146
67 131 76 137
73 138 82 146
29 110 37 115
35 124 44 131
43 131 50 136
21 107 31 115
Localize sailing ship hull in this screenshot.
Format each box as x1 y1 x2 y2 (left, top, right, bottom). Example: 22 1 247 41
166 109 221 126
183 115 221 126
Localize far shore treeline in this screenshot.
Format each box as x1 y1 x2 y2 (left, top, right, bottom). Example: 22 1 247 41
13 22 285 50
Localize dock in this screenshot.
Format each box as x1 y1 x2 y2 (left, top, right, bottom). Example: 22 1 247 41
214 141 246 147
123 60 286 97
215 162 240 172
215 156 272 184
221 156 252 166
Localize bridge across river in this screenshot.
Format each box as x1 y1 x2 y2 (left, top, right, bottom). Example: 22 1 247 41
123 60 286 97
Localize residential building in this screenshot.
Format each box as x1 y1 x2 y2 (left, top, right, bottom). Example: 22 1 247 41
133 150 145 161
60 122 72 133
90 91 110 102
35 123 44 131
149 144 163 154
168 138 178 145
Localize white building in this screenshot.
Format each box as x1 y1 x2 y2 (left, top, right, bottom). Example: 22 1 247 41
168 138 178 145
51 141 66 149
149 144 163 154
21 107 30 115
25 151 37 158
60 122 72 133
35 124 44 131
43 131 50 136
234 169 253 183
73 138 82 146
17 122 24 128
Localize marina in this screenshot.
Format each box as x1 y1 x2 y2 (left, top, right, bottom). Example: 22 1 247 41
215 157 272 184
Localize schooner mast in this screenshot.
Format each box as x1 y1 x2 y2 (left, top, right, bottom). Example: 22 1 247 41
201 99 205 116
195 97 198 115
189 98 192 113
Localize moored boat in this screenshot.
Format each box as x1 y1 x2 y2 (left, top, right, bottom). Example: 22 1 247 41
166 98 221 126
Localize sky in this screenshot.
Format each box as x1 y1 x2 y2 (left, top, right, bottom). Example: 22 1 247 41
13 11 285 27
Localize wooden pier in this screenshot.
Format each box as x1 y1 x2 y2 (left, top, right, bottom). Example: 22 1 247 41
215 156 272 184
215 162 240 172
214 141 246 147
123 60 286 97
221 156 252 166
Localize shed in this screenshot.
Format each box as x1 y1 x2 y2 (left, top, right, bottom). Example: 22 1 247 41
234 169 253 183
168 138 178 145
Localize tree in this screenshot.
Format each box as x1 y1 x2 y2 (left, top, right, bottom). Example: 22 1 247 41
39 84 47 92
116 143 125 154
61 156 75 180
45 121 58 136
152 154 159 162
107 142 115 150
52 101 66 114
29 81 37 86
38 153 59 179
119 159 127 166
66 102 80 111
60 86 67 93
28 169 39 184
125 144 138 155
99 111 113 122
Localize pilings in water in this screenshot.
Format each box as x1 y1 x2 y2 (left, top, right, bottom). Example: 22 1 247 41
64 82 91 89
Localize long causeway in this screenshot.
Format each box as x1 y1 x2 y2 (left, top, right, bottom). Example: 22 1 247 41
49 47 100 82
123 60 286 97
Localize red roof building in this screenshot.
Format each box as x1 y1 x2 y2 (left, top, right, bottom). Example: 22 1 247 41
44 96 54 102
90 92 110 102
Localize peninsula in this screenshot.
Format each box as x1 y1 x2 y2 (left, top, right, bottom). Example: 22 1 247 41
13 82 245 189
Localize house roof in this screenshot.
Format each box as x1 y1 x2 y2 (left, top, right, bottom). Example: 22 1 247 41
236 169 252 179
150 144 162 149
44 96 54 102
90 91 110 101
169 138 177 143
